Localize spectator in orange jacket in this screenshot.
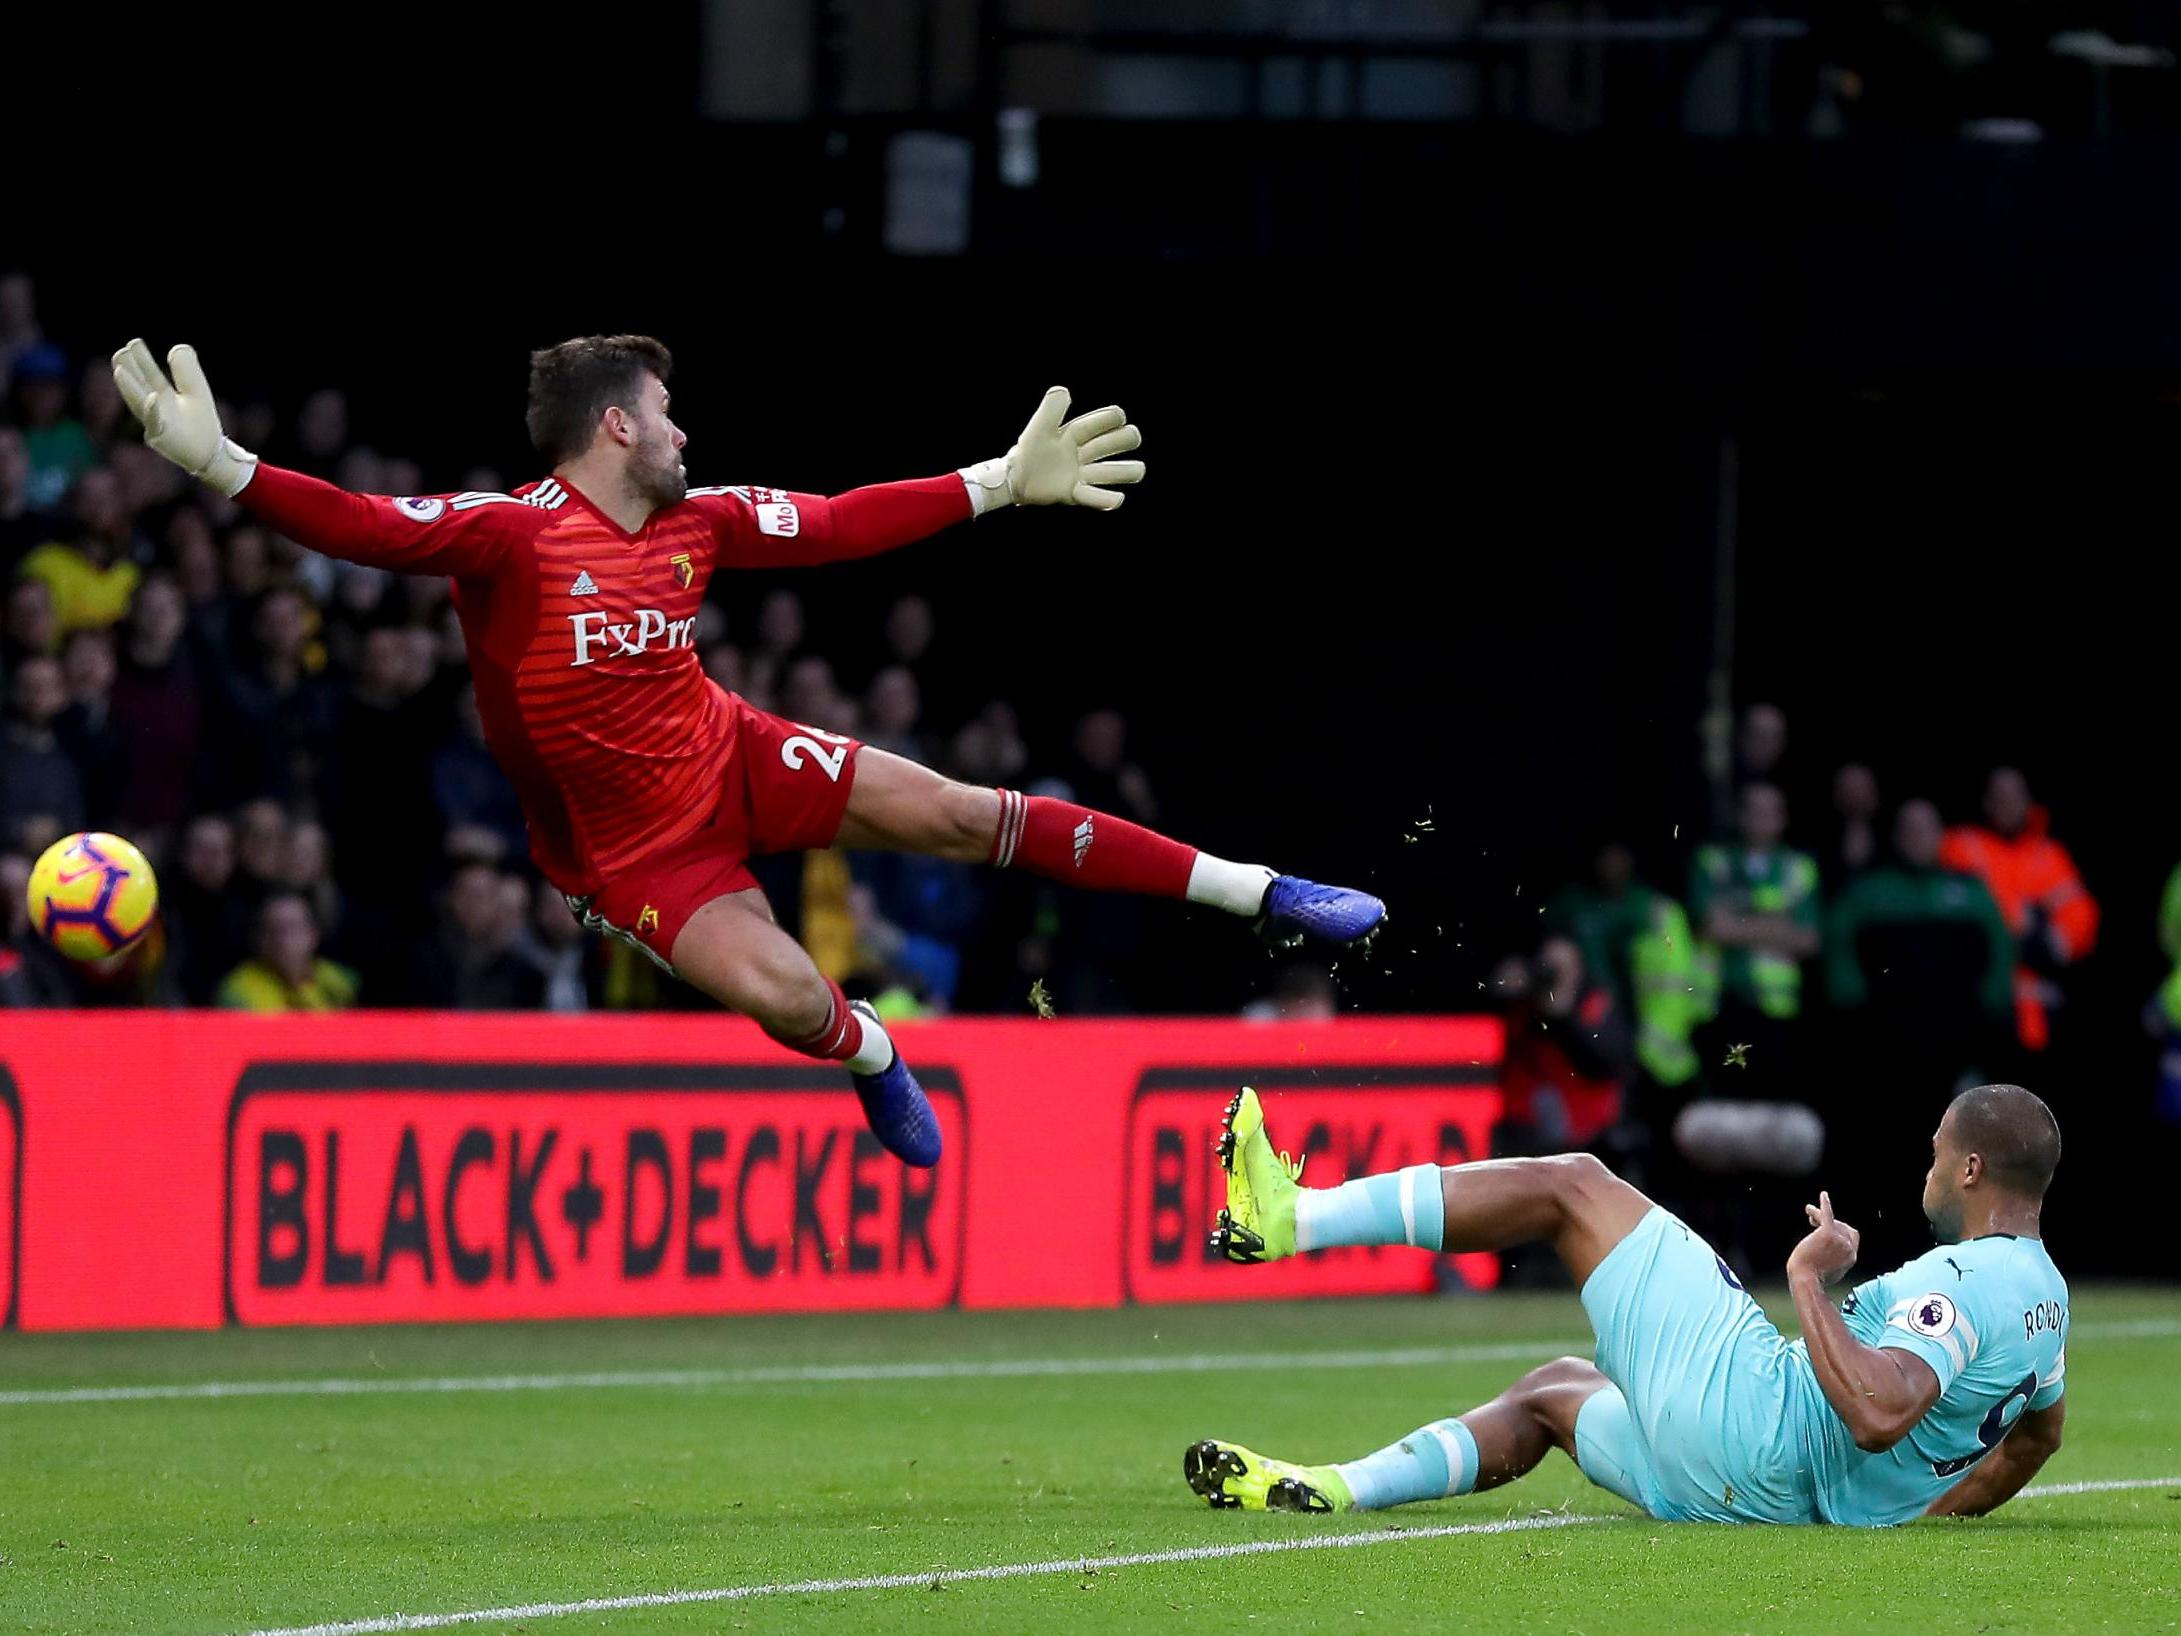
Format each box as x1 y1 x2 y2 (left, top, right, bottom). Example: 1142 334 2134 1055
1940 767 2099 1052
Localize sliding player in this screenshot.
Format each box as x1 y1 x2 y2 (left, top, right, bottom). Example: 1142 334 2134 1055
1187 1082 2066 1526
112 335 1385 1167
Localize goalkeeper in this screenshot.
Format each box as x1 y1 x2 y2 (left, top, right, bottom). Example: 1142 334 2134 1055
110 335 1386 1167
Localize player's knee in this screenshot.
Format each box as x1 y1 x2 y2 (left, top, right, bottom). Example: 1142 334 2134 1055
1542 1150 1614 1206
745 955 831 1040
1516 1355 1602 1396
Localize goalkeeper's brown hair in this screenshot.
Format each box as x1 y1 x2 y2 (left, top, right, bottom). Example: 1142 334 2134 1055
526 335 674 465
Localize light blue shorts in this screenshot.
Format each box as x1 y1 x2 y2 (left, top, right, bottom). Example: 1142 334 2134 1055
1570 1207 1817 1525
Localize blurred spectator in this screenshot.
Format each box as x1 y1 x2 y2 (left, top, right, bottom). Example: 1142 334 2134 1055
1066 708 1156 822
1242 960 1339 1022
0 425 49 562
166 815 253 1005
169 508 225 635
980 701 1029 784
1824 762 1882 883
1688 783 1821 1095
1826 799 2012 1027
286 388 351 470
852 844 985 1007
4 576 57 665
321 561 392 672
284 819 341 936
884 593 934 668
2156 860 2181 1128
703 641 746 698
78 363 127 454
520 880 591 1012
1737 703 1788 787
223 587 336 803
1491 936 1636 1155
0 656 85 844
755 588 805 666
862 665 926 760
12 344 95 510
110 440 184 518
17 467 144 635
410 862 546 1009
224 523 274 602
339 629 458 1002
0 272 41 389
782 654 855 732
233 799 291 902
882 592 961 721
845 881 949 1016
1547 843 1701 1089
55 628 126 825
1941 767 2100 1053
217 892 359 1011
427 685 527 860
110 574 204 834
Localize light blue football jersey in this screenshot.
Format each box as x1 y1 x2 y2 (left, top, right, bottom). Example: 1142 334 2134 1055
1787 1233 2068 1526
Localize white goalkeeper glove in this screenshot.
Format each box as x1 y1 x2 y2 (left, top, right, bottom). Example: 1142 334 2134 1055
110 338 259 497
960 386 1144 514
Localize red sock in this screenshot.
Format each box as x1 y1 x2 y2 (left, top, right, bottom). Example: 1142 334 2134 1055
990 790 1196 898
777 977 864 1061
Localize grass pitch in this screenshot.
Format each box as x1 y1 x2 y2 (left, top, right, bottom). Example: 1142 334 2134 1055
4 1288 2177 1635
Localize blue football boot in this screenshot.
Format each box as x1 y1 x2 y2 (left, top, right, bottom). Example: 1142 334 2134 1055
847 1000 942 1167
1256 875 1387 949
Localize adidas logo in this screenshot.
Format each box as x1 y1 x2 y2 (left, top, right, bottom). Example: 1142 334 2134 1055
1072 814 1095 867
570 570 600 596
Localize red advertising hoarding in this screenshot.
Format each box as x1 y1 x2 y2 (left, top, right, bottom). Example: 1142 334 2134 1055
0 1013 1500 1331
1125 1066 1501 1303
0 1069 17 1330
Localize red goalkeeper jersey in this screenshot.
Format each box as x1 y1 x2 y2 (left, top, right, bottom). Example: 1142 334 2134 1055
238 464 971 895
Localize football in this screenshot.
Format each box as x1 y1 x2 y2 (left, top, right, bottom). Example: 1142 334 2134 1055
25 831 161 961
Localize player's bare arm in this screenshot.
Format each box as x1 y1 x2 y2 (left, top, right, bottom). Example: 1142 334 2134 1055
1787 1191 1943 1452
1925 1398 2065 1517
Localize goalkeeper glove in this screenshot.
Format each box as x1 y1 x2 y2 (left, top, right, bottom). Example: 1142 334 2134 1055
110 338 259 497
960 386 1144 514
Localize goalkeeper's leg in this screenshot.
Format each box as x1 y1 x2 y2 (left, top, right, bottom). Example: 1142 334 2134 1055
672 889 941 1167
835 747 1386 945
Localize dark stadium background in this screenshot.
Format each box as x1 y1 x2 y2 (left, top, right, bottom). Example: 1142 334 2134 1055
13 2 2179 1271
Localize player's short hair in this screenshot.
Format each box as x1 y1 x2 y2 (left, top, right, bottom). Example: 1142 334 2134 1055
1947 1083 2061 1197
526 335 674 465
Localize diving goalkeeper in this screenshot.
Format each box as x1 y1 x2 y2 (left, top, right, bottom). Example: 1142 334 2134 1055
111 335 1387 1166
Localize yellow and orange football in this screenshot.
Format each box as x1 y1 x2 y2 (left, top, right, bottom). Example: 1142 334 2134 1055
26 832 161 961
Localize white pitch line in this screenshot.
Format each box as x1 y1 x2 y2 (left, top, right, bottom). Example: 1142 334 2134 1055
2015 1475 2181 1498
0 1338 1588 1407
235 1476 2181 1636
239 1512 1612 1636
9 1315 2175 1409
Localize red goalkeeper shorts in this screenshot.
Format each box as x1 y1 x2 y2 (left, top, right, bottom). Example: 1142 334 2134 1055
568 697 863 969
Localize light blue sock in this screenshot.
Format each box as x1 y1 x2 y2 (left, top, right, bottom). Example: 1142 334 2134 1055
1293 1164 1444 1252
1335 1417 1480 1511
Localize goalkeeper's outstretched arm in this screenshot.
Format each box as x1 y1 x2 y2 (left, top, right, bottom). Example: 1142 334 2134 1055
695 385 1147 570
113 338 518 578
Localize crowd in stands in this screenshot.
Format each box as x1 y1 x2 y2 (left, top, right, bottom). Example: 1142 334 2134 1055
0 273 1162 1018
4 273 2177 1197
1471 702 2125 1271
